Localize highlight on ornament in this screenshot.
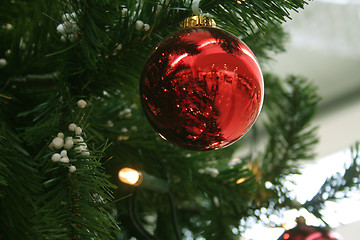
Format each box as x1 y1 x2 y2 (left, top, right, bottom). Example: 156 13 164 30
140 16 264 151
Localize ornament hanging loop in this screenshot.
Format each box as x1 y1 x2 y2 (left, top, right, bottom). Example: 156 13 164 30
191 0 202 15
180 15 216 28
180 0 215 28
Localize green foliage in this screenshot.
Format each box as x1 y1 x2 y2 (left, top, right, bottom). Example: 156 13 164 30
201 0 307 36
0 113 41 239
261 74 320 183
34 141 119 239
245 74 321 217
2 0 357 239
303 143 360 225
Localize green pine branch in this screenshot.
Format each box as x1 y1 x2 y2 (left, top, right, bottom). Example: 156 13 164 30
201 0 308 36
303 143 360 225
0 117 41 239
261 74 320 183
241 74 321 220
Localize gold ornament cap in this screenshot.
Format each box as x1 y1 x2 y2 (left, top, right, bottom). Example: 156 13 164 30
180 15 216 28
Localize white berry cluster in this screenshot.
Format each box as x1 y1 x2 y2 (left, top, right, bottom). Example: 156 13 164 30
117 126 138 142
135 20 150 32
198 167 219 178
0 24 13 68
49 99 89 172
116 106 138 141
56 12 80 43
121 5 151 32
49 121 90 173
118 108 132 119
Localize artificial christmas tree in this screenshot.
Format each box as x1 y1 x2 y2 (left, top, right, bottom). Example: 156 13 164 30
1 0 360 239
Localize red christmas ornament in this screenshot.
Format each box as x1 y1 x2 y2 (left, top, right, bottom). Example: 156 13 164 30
140 16 263 150
278 217 343 240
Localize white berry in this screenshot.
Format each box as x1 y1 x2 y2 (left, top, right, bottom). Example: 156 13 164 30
62 21 73 30
49 143 55 150
5 49 11 56
68 34 76 43
65 136 73 141
119 108 131 118
69 12 77 20
60 157 70 163
69 123 77 131
56 24 66 35
107 120 114 127
5 23 13 30
73 136 83 143
144 23 150 31
68 165 76 173
135 20 144 31
81 151 90 156
60 35 67 42
60 150 67 157
79 142 87 148
57 132 65 139
62 13 71 22
52 137 64 149
208 168 219 178
75 146 85 153
75 127 82 135
121 8 127 16
51 153 61 162
115 44 122 51
77 99 87 108
156 5 162 15
0 58 7 68
64 139 74 150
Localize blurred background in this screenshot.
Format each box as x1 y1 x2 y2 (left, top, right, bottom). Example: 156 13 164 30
245 0 360 239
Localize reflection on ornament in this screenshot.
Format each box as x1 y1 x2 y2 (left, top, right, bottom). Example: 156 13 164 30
140 26 263 150
278 217 343 240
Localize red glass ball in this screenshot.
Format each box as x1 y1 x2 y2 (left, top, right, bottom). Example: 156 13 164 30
278 225 343 240
140 26 263 150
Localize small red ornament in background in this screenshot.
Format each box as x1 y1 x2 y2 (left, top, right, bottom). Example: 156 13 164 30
277 217 343 240
140 16 264 150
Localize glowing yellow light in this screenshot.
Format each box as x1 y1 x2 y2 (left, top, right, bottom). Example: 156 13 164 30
236 178 247 184
118 167 142 186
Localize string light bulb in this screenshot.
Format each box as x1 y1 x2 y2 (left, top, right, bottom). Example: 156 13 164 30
236 178 247 184
118 167 169 192
118 167 143 186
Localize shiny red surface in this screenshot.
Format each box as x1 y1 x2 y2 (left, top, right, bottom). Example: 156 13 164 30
278 225 342 240
140 27 263 150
